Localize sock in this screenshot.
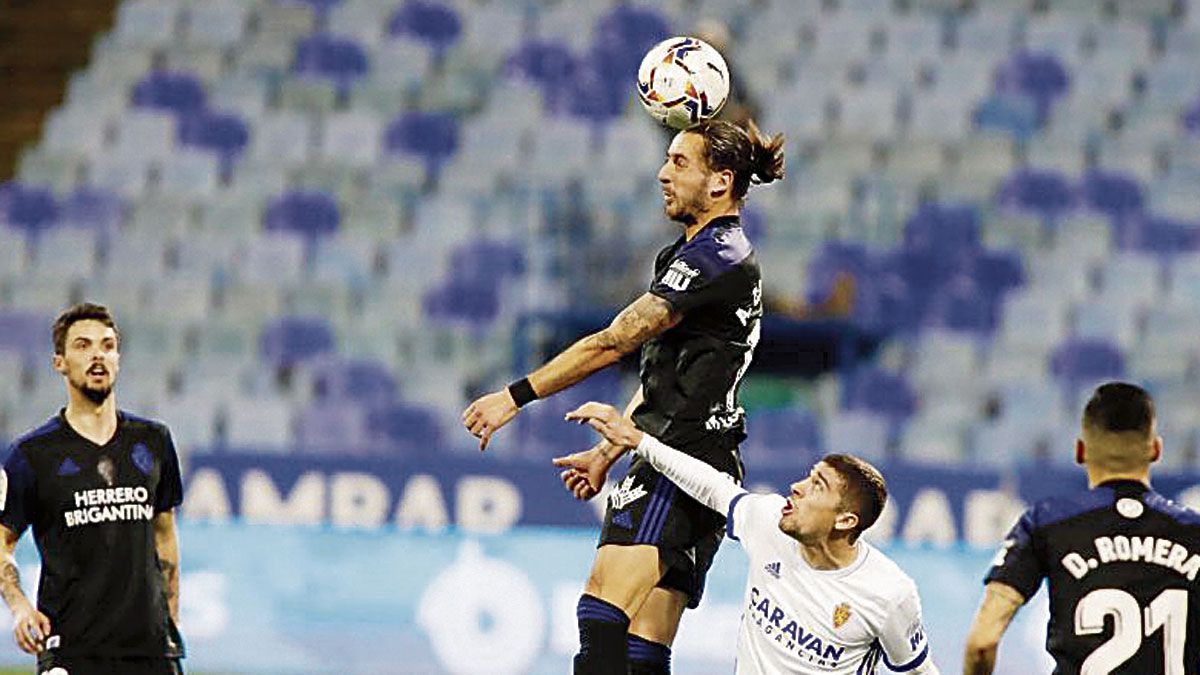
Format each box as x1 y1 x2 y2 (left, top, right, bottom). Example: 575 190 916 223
627 634 672 674
574 594 630 675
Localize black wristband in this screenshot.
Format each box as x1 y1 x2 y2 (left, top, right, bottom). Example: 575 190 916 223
507 377 538 407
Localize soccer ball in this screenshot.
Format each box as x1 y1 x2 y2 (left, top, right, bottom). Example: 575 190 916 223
636 36 730 130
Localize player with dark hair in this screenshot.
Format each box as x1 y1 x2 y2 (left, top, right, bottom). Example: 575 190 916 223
558 402 940 674
965 381 1200 674
0 303 185 674
462 118 784 674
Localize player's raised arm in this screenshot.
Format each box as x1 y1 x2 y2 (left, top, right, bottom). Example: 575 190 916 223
0 525 49 655
559 402 745 515
463 293 680 450
963 581 1026 674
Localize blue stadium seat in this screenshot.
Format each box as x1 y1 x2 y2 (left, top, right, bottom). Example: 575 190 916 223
997 168 1077 218
387 0 462 55
1049 338 1126 385
260 316 336 366
995 51 1070 125
264 190 340 238
0 310 52 358
422 280 500 327
843 367 917 421
57 186 125 232
291 34 370 97
902 202 980 253
178 111 250 176
926 280 997 335
311 358 399 405
2 184 58 232
1080 170 1144 221
384 111 459 177
744 407 823 467
131 70 207 115
365 402 442 455
448 239 525 284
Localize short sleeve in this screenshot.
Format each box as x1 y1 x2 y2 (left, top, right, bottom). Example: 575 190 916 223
877 585 930 672
0 445 37 536
649 248 741 315
154 429 183 514
726 493 786 554
983 509 1043 600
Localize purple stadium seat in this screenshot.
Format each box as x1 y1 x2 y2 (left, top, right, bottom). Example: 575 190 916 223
1185 99 1200 135
448 239 525 283
384 111 458 176
995 52 1070 125
594 4 671 65
366 402 442 454
1118 216 1200 255
997 169 1077 218
505 40 578 113
422 280 500 326
1080 171 1144 221
387 0 462 54
2 184 58 231
0 310 52 357
179 111 250 176
131 71 207 115
927 280 997 334
311 358 399 405
292 34 370 95
565 50 626 122
853 273 921 333
57 187 125 232
279 0 342 19
805 241 872 305
843 368 917 421
965 249 1025 297
1049 339 1125 384
903 202 980 253
264 190 340 237
260 316 336 365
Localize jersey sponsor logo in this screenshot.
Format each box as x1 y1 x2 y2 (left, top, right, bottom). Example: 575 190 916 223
608 476 648 511
65 486 154 528
764 561 781 579
749 587 846 666
1116 497 1144 519
660 259 700 292
57 458 80 476
833 602 852 629
1061 535 1200 581
131 443 154 476
704 410 742 431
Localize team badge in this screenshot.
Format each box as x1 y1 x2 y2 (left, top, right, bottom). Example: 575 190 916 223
832 602 852 629
131 443 154 476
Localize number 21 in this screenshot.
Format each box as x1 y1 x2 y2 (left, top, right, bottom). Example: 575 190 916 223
1075 588 1187 675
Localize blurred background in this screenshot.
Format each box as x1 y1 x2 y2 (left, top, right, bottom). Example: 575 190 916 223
2 0 1200 671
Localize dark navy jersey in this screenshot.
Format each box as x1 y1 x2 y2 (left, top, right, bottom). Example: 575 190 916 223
634 215 762 450
0 410 184 659
986 479 1200 674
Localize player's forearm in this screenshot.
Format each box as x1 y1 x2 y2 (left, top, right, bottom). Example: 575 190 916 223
527 331 626 399
0 553 32 613
154 515 181 622
635 435 744 514
962 641 997 675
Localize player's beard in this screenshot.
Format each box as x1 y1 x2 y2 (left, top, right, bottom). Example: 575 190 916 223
665 192 705 225
71 373 113 405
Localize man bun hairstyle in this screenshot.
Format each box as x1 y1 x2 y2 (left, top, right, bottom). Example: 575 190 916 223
1083 381 1155 437
821 454 888 543
53 302 120 355
687 118 785 201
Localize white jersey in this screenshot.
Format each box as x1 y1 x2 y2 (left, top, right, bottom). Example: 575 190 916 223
727 493 930 674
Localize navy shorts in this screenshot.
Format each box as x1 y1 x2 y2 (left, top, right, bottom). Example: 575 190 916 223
598 435 743 609
37 653 183 675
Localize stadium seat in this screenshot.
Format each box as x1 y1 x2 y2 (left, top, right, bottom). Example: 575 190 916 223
1 184 59 232
0 310 52 358
264 190 340 238
178 111 250 176
744 407 823 467
260 316 336 366
365 402 443 455
291 34 370 97
997 168 1077 218
131 70 207 116
384 111 459 177
1049 338 1126 386
387 0 463 56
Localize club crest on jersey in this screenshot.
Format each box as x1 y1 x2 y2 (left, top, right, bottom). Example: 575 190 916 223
608 476 647 510
764 561 781 579
661 259 700 291
131 443 153 476
832 602 852 629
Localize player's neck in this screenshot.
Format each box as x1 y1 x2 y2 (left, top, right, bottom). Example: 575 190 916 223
64 391 118 446
797 538 859 571
682 204 739 241
1086 466 1151 489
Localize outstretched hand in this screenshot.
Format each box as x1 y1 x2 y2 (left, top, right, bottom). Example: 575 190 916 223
461 389 519 451
564 402 645 449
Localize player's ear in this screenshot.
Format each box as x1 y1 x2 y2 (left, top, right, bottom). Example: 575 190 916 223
1074 438 1086 465
52 353 66 375
834 510 859 536
708 168 733 198
1150 435 1163 464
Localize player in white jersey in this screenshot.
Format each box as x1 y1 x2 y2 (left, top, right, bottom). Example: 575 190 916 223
556 402 940 674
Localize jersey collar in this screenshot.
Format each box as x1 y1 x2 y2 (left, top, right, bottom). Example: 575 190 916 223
1096 478 1151 494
